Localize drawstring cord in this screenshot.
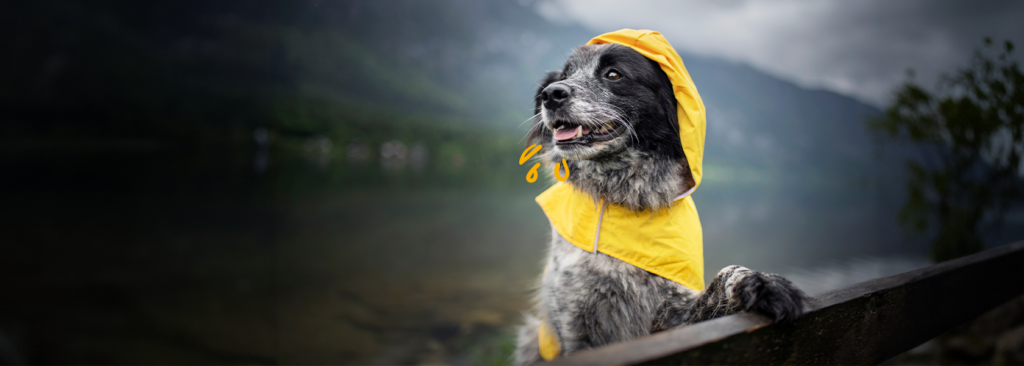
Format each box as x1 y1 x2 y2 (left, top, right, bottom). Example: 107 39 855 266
593 199 608 253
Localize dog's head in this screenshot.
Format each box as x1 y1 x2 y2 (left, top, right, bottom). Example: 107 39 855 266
529 43 685 163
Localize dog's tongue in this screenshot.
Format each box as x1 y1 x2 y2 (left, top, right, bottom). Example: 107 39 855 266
554 126 589 141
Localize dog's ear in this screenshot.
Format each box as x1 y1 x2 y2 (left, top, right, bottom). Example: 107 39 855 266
650 60 695 192
528 71 561 146
652 61 680 143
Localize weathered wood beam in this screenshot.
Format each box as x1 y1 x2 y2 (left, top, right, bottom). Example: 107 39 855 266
548 240 1024 365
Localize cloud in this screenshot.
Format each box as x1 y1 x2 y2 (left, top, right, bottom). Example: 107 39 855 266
533 0 1024 107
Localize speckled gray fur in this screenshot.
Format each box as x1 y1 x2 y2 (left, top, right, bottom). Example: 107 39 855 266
514 44 805 365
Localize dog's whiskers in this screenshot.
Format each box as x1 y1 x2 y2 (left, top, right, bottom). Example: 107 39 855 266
593 105 641 146
609 108 641 145
517 112 542 130
519 120 545 144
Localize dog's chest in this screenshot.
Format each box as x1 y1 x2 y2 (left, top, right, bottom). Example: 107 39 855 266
543 224 671 289
540 225 667 332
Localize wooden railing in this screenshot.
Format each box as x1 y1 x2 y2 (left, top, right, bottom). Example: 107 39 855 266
546 240 1024 365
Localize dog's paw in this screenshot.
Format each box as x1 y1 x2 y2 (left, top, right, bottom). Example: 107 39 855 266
726 269 805 323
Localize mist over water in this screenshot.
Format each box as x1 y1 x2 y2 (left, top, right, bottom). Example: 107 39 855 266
1 143 932 364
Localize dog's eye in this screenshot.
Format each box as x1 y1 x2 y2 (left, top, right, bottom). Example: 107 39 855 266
605 70 622 81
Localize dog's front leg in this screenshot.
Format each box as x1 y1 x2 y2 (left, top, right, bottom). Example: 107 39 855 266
513 314 544 366
682 265 806 325
556 279 654 354
543 267 660 356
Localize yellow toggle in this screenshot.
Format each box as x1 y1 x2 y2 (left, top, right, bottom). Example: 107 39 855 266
554 158 570 181
520 144 542 165
538 320 561 361
526 163 541 183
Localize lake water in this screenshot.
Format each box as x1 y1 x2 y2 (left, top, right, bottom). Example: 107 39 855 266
0 143 938 364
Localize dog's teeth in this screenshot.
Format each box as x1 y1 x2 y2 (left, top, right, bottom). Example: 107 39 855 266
556 126 564 130
575 126 582 138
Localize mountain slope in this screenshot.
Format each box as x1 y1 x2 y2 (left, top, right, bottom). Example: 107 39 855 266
3 0 899 180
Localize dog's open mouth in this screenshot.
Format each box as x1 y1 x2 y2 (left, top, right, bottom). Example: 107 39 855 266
551 120 624 145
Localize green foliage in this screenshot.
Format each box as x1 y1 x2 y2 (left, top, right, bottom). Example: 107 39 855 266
870 39 1024 261
464 330 517 366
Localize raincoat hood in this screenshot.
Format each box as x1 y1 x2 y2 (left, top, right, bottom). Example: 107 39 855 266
588 29 706 188
535 29 707 361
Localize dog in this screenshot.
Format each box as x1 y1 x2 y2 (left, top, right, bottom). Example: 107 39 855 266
514 31 805 365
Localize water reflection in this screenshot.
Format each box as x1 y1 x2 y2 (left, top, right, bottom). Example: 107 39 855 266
346 142 371 164
253 127 270 173
410 143 428 171
381 140 409 172
1 146 936 364
783 256 931 296
450 152 466 169
304 135 333 169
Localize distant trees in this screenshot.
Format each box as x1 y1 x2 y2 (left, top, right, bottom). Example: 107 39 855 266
871 39 1024 262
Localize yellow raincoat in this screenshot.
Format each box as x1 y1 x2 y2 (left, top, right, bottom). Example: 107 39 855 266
536 29 707 361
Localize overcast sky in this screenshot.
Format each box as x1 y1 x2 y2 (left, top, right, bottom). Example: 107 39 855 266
533 0 1024 107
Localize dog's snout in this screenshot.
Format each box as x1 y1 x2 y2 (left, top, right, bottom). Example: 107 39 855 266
541 84 571 109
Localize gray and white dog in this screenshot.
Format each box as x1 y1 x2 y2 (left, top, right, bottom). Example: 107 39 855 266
514 43 806 365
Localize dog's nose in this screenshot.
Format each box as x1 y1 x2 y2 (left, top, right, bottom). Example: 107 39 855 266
541 84 571 109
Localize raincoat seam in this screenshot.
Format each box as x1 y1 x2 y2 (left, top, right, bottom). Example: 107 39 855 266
633 32 647 47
